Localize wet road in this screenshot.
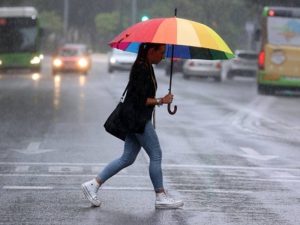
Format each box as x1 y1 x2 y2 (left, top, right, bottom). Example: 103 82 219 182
0 55 300 225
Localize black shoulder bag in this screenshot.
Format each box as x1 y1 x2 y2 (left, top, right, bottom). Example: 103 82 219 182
103 83 129 141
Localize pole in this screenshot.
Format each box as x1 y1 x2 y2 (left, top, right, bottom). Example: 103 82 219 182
132 0 137 24
167 8 178 115
63 0 69 42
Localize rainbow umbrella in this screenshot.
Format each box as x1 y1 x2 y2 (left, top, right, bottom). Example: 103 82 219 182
109 12 234 114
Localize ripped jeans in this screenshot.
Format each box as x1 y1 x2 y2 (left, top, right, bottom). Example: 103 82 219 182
97 121 163 191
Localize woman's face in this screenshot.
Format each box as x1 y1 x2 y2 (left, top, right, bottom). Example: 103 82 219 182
148 45 166 64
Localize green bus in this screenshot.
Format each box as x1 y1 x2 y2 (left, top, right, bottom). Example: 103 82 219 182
257 6 300 94
0 7 43 72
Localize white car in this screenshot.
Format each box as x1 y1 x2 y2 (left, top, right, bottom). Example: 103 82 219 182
108 49 137 73
182 59 222 82
223 50 258 79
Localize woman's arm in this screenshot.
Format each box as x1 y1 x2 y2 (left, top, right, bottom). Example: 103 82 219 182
146 93 174 106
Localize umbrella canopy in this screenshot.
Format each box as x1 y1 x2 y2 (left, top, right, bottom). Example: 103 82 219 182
109 17 234 60
109 15 234 115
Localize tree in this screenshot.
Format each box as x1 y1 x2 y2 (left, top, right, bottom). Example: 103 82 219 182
39 11 63 33
95 11 120 51
38 11 63 52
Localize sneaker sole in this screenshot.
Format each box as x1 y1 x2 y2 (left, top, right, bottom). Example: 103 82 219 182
81 184 101 207
155 201 184 209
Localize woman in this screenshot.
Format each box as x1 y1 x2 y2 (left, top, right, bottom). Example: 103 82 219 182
81 43 183 209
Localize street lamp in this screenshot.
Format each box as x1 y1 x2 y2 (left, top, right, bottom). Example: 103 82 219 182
141 15 149 21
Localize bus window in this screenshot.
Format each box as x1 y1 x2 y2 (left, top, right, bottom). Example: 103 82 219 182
0 18 38 53
267 17 300 47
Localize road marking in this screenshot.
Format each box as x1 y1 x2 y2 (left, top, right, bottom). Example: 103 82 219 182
101 187 253 194
178 189 253 194
271 171 296 179
101 186 152 191
239 147 278 161
162 164 300 172
48 166 83 173
0 185 255 194
15 166 30 172
1 173 299 184
3 186 53 190
0 162 108 166
91 166 128 174
11 142 56 155
0 161 299 172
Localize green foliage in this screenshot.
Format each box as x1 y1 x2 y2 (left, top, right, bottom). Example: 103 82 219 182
2 0 300 52
146 0 249 50
95 11 119 38
39 11 63 33
95 11 120 50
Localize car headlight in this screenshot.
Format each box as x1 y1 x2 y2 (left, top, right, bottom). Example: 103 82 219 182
0 60 2 66
78 58 88 68
110 57 116 64
30 56 41 64
53 58 62 67
31 73 41 81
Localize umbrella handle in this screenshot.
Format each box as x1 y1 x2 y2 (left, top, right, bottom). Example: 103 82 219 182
168 103 177 115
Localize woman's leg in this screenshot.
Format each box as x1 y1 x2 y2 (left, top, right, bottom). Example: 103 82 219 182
135 121 164 193
82 134 141 206
135 121 184 209
96 134 141 184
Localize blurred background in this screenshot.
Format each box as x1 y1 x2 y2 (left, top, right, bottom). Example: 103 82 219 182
1 0 300 54
1 2 300 224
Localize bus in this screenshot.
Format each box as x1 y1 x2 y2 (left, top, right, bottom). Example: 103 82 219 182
0 7 43 72
257 6 300 94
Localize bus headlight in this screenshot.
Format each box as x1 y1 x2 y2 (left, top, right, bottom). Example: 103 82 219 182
53 58 63 68
0 60 2 66
78 58 88 68
30 56 41 64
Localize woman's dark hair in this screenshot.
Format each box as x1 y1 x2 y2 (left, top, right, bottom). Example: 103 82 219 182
134 43 164 64
129 43 164 81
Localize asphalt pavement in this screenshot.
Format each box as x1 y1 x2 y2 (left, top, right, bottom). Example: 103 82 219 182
0 54 300 225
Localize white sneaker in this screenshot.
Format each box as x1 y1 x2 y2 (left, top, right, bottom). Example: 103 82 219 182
155 192 184 209
81 179 101 207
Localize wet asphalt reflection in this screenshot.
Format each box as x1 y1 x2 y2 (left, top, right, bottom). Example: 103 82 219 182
0 55 300 225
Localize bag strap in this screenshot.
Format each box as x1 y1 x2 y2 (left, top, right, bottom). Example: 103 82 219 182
120 82 130 102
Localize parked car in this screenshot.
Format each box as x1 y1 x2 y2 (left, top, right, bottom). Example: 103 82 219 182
182 59 222 82
108 49 136 73
52 43 92 75
223 50 258 79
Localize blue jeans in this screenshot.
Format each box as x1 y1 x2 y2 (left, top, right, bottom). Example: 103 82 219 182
97 121 163 191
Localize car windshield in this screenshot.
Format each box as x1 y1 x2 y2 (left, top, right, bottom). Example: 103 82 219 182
59 48 81 56
237 53 257 60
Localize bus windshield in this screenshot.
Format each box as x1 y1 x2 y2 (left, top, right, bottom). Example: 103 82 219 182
0 17 38 53
267 16 300 47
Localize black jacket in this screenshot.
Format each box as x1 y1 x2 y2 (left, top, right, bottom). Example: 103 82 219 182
121 60 157 133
